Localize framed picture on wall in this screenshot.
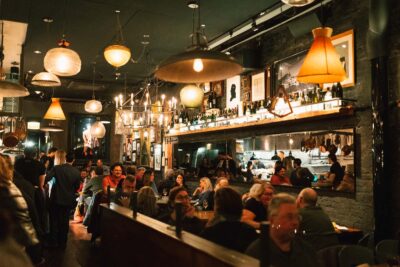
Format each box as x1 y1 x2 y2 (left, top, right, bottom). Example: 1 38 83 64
226 75 241 109
136 141 141 154
154 144 162 171
201 82 211 93
326 29 355 88
251 72 265 101
211 81 224 96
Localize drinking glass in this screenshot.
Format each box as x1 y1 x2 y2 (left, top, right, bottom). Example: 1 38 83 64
163 188 168 197
202 200 208 210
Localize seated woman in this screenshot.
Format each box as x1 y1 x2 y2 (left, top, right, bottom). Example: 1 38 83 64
270 166 291 186
241 183 270 229
174 173 188 190
137 186 158 217
143 169 159 196
158 186 204 235
201 187 258 253
192 177 214 210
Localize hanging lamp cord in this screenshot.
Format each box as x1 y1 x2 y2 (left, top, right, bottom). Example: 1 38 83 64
92 64 96 99
115 10 125 44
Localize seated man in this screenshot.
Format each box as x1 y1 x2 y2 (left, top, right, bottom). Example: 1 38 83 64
296 188 338 250
246 193 318 267
290 158 313 187
113 175 136 208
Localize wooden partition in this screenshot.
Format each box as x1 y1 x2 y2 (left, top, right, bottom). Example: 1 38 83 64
100 204 259 267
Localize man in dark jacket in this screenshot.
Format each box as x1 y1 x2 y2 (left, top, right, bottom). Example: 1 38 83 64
46 151 80 249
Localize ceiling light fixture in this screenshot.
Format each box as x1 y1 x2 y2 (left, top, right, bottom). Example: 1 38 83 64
104 10 131 68
155 0 242 83
281 0 315 7
180 84 204 108
34 50 42 54
44 38 81 76
44 98 66 120
40 121 63 132
84 65 102 113
31 71 61 87
297 27 346 84
187 0 199 9
90 120 106 138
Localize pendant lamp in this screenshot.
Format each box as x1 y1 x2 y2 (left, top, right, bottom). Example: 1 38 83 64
31 72 61 87
281 0 315 7
44 98 66 120
297 27 346 84
180 84 204 108
90 121 106 138
155 2 242 83
84 65 103 113
40 121 64 132
104 10 131 68
44 39 81 77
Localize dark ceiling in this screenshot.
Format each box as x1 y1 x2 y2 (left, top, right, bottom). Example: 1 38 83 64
3 0 281 100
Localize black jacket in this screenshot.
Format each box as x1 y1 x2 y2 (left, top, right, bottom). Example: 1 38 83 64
46 164 81 207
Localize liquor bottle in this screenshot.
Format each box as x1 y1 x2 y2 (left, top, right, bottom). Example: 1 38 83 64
208 91 213 109
331 83 337 98
313 86 318 103
336 82 343 98
243 101 247 115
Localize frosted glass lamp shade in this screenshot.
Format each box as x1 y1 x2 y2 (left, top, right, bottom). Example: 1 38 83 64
44 47 81 77
84 99 103 113
180 84 204 108
0 80 29 97
281 0 315 7
297 27 346 84
44 98 66 120
90 121 106 138
31 72 61 87
104 44 131 67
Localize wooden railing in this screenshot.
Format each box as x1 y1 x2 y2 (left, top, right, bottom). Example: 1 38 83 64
100 203 259 267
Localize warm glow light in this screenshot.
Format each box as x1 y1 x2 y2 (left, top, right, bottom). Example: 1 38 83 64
31 72 61 87
104 44 131 67
84 99 103 113
44 47 81 76
90 121 106 138
180 84 204 108
193 58 204 72
44 98 66 120
297 27 346 84
281 0 315 7
27 121 41 130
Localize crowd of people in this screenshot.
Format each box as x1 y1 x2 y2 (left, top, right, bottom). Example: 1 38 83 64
0 145 343 267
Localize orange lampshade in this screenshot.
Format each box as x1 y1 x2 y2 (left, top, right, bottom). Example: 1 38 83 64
44 98 66 120
297 27 346 84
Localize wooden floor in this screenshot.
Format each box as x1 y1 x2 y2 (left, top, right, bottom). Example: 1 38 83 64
42 222 102 267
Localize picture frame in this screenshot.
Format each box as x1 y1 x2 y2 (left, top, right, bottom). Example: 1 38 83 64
251 72 265 101
329 29 355 88
272 50 314 95
154 144 162 171
226 75 241 109
211 81 224 97
136 141 141 154
201 82 211 93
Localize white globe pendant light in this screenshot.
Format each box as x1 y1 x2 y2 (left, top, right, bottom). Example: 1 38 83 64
84 65 103 113
44 39 81 77
90 121 106 138
180 84 204 108
31 72 61 87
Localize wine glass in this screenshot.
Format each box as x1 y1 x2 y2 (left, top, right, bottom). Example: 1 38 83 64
162 188 168 197
202 200 209 210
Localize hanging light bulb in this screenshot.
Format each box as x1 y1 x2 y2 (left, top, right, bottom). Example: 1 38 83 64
44 98 66 120
44 39 81 77
297 27 346 84
104 10 131 68
180 84 204 108
31 72 61 87
193 58 204 72
90 121 106 138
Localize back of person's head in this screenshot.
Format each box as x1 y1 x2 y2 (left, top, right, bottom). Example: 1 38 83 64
247 161 252 168
328 153 337 162
165 169 175 180
137 186 157 216
126 165 137 175
94 166 104 176
124 174 136 184
24 147 37 159
54 150 67 165
214 187 242 220
48 147 58 155
66 152 75 163
215 177 229 191
268 193 296 218
299 188 318 207
294 158 302 167
168 186 187 207
249 183 264 200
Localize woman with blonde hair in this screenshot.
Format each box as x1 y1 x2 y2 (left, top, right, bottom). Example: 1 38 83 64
53 150 67 166
192 177 214 210
241 182 274 229
137 186 158 218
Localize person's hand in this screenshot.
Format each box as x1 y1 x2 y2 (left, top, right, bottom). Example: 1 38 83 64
119 196 130 208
